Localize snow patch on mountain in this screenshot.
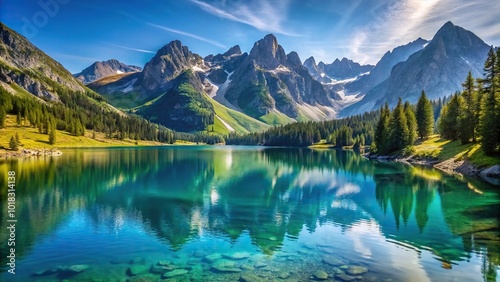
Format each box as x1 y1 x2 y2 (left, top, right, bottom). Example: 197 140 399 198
216 115 235 131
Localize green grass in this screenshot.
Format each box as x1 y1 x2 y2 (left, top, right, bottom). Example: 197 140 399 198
209 117 230 135
207 97 269 134
412 135 500 168
0 115 165 152
258 111 295 125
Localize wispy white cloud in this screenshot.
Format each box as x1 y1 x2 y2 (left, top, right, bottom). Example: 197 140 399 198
147 23 227 49
189 0 299 36
346 0 500 64
110 44 156 54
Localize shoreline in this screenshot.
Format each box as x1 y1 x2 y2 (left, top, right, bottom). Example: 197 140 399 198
366 153 500 186
0 148 63 159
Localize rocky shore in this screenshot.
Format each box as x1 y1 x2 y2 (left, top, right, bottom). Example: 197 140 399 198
0 148 63 159
366 154 500 186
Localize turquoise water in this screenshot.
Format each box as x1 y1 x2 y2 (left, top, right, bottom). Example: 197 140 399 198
0 146 499 281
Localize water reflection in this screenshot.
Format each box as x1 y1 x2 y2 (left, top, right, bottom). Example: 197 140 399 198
0 147 498 281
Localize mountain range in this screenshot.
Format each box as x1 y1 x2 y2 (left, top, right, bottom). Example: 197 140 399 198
0 21 492 134
73 59 141 84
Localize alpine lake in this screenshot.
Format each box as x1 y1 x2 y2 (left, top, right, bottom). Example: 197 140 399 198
0 146 499 282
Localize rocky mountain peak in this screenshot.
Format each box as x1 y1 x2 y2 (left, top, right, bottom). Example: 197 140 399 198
286 51 302 68
223 45 242 57
141 40 203 92
248 34 287 69
0 23 85 100
74 59 142 84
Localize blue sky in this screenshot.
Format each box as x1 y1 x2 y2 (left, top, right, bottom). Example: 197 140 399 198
2 0 499 73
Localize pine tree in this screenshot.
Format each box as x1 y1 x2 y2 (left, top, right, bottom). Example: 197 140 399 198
457 71 478 143
15 133 21 146
482 47 497 94
416 90 434 139
49 126 56 145
479 47 500 154
438 93 461 140
374 103 391 154
404 102 417 145
390 98 409 151
16 111 22 125
9 135 18 151
0 107 5 128
481 87 498 154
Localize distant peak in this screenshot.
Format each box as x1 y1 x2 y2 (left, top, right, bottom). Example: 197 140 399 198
223 45 242 57
264 33 277 40
443 21 455 28
304 56 316 64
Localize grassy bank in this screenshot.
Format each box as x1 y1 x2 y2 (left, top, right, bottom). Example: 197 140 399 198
0 115 186 153
410 135 500 169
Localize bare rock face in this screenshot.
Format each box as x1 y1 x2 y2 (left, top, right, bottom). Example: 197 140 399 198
141 40 203 92
225 34 337 119
74 59 141 84
0 23 86 100
343 21 489 116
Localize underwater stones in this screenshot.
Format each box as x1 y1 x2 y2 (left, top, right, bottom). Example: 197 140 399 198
223 252 251 260
335 273 357 281
254 261 268 268
127 273 158 282
157 260 173 266
278 271 290 279
260 265 272 272
211 265 242 273
313 270 329 280
128 265 149 276
33 267 60 276
66 264 90 274
240 273 265 282
150 264 175 274
204 253 222 263
240 263 255 271
211 259 242 273
322 256 344 266
345 265 368 275
162 269 188 278
34 264 90 277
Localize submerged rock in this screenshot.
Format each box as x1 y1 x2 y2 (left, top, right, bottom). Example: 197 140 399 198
33 267 60 276
150 264 176 274
204 253 222 263
211 265 242 273
67 264 90 274
335 273 357 281
223 252 251 260
240 273 265 282
162 269 188 278
128 265 149 276
157 260 173 266
278 271 290 279
254 261 268 268
346 265 368 275
211 259 241 272
313 270 328 280
240 263 255 270
322 256 344 266
127 273 159 282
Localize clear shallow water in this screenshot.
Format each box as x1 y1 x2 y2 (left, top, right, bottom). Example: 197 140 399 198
0 146 499 281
